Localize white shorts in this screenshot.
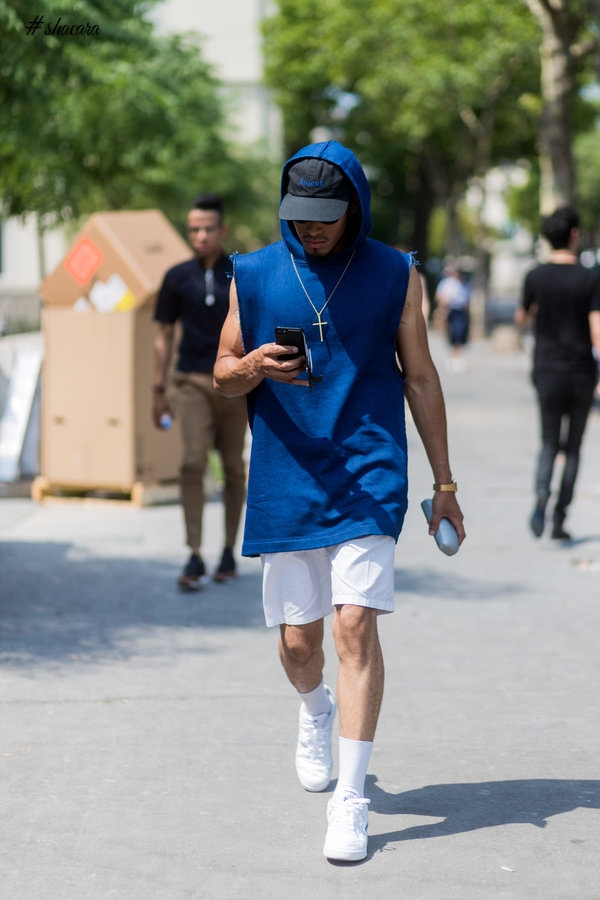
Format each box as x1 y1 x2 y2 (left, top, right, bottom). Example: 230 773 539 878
261 535 395 628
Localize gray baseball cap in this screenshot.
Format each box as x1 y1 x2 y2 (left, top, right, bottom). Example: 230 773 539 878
279 158 351 222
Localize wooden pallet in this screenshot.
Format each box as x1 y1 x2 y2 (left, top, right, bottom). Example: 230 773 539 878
30 476 179 507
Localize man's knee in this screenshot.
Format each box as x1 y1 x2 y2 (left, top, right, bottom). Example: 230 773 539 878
333 605 379 661
279 622 323 668
222 459 246 485
180 460 207 483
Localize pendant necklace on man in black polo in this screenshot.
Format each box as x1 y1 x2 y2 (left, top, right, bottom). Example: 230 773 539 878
204 268 215 306
290 250 356 341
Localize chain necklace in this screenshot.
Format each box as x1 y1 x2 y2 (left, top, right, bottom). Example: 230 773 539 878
290 250 356 341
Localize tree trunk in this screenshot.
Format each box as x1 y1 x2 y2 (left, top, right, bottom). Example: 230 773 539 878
525 0 577 212
36 214 47 281
538 27 575 210
409 156 435 269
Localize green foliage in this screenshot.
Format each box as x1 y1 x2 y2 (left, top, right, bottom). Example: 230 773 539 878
263 0 542 249
505 165 541 236
508 122 600 242
575 128 600 237
263 0 599 254
427 207 448 259
0 0 156 217
0 0 278 251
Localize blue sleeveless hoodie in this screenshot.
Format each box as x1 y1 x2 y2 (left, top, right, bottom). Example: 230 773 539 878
234 141 411 556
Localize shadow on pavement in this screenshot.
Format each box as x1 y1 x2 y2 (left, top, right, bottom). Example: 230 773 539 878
551 534 600 548
366 775 600 849
0 540 264 668
394 566 525 601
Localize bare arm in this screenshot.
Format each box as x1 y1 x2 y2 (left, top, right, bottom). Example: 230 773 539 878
213 278 308 397
514 304 536 328
589 310 600 359
152 322 174 427
516 268 537 327
398 267 466 543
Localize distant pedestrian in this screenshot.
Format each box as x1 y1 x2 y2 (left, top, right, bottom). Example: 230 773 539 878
153 194 247 587
435 264 470 370
515 206 600 540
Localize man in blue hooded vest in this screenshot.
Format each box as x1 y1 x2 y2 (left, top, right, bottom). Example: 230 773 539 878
214 140 465 861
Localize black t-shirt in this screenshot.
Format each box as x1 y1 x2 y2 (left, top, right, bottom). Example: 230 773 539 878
154 254 232 373
522 262 600 376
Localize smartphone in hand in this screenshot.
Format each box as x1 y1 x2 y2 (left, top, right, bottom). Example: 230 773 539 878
274 326 308 360
274 326 322 392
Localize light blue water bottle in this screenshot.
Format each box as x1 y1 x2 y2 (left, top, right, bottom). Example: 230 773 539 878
421 498 459 556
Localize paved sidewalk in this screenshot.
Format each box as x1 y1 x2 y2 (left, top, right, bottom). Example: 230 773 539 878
1 333 599 899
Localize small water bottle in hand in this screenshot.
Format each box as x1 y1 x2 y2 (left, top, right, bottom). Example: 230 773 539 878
421 498 460 556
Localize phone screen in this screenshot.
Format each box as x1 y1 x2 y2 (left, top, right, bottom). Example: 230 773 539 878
275 327 306 361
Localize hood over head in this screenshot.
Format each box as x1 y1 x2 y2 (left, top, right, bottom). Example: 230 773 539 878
279 141 372 260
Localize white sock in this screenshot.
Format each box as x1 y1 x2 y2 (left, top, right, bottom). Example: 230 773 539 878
298 680 331 717
334 737 373 801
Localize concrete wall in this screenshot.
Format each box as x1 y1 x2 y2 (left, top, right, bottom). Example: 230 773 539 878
0 217 67 333
152 0 282 154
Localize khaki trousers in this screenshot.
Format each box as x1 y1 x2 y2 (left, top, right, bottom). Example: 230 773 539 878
172 372 247 553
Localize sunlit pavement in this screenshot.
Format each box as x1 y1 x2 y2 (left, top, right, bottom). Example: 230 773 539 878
1 330 599 899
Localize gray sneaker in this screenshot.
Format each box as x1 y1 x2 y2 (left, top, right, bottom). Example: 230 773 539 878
323 795 370 861
295 685 336 792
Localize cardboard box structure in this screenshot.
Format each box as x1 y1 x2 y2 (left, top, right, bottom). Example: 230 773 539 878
39 209 190 312
40 304 181 491
36 210 189 495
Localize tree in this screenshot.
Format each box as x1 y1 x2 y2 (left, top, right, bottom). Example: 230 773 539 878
0 0 279 253
263 0 540 254
0 0 156 219
263 0 543 339
522 0 600 212
575 128 600 242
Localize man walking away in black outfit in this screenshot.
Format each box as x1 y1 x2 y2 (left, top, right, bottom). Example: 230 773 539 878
516 206 600 540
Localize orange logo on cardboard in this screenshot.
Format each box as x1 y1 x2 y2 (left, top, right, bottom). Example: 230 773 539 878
64 237 103 285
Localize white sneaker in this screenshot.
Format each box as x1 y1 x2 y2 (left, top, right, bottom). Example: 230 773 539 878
323 795 370 861
295 685 336 792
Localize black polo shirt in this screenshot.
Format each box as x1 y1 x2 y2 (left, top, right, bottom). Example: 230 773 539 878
154 254 232 374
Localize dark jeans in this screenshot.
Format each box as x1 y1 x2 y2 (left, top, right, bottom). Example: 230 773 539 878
533 371 597 521
447 308 470 346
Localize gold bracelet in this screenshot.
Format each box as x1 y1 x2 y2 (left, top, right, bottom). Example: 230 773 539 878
433 480 457 492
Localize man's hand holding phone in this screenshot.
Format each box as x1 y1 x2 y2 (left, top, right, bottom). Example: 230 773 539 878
273 326 308 387
274 326 307 360
273 327 321 391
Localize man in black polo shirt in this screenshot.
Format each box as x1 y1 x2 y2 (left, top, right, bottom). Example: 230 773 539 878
152 194 247 588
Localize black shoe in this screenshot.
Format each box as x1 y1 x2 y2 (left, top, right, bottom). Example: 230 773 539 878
177 553 208 590
551 524 571 541
529 504 545 538
213 547 236 582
